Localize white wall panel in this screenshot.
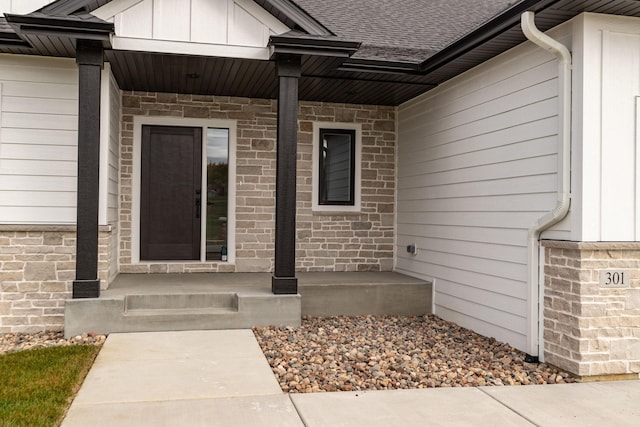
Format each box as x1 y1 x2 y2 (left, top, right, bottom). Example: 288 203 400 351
107 0 288 59
575 14 640 241
0 0 50 14
153 0 190 41
397 22 572 352
116 0 153 39
191 0 228 44
229 1 267 47
0 55 78 224
600 30 640 240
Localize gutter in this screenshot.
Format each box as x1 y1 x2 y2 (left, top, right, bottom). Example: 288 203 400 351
269 33 360 58
521 11 572 359
420 0 562 75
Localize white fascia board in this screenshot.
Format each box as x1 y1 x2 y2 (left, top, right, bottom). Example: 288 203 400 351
92 0 144 20
112 36 271 60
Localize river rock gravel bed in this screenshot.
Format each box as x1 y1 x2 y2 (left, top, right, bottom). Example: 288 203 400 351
253 315 577 393
0 331 105 354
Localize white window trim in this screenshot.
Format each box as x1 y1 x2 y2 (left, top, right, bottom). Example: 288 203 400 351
312 122 361 213
132 116 237 264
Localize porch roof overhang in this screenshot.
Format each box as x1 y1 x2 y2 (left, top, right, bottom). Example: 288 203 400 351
4 12 113 54
2 0 640 106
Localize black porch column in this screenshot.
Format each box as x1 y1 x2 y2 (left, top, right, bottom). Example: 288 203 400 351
272 54 301 294
73 40 104 298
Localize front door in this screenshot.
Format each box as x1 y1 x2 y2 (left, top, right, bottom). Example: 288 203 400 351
140 125 202 260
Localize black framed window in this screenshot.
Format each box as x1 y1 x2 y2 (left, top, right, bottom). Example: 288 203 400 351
318 128 356 205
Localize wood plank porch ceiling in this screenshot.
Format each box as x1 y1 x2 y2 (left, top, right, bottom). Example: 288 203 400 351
105 51 435 106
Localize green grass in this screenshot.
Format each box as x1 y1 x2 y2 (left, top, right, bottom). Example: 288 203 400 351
0 345 100 427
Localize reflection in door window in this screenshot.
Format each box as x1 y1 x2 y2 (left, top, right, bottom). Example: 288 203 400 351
206 128 229 261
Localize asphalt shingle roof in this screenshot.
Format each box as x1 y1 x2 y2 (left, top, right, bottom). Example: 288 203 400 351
291 0 518 62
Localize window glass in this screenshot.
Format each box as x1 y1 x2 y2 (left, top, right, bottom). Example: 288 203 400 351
319 129 356 205
206 128 229 261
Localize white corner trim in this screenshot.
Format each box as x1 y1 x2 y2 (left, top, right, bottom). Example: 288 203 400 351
311 122 362 213
636 96 640 241
0 83 3 158
132 116 237 264
92 0 144 20
98 64 112 226
111 36 271 60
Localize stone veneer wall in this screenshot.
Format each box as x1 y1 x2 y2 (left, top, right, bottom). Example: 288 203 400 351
543 240 640 377
0 225 115 333
296 103 395 271
119 92 395 273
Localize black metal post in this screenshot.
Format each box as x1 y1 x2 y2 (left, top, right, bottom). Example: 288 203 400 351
73 40 103 299
272 54 301 294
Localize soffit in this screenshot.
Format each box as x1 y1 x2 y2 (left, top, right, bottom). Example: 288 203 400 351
3 0 640 106
106 50 434 105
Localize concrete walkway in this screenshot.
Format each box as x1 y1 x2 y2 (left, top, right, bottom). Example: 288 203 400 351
62 330 640 427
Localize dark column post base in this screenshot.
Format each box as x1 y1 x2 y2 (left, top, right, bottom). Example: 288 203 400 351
72 279 101 299
271 276 299 295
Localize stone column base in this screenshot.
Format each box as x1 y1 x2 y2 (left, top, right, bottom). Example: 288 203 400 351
542 240 640 377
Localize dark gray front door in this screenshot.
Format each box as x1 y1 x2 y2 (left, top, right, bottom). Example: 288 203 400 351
140 125 202 260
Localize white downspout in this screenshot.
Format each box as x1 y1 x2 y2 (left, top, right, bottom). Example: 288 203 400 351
521 11 572 359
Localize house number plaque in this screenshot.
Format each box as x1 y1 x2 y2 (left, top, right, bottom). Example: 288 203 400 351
599 270 630 288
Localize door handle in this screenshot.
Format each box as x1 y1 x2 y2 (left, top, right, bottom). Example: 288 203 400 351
195 190 201 219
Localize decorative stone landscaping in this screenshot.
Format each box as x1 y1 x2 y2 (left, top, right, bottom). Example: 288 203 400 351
0 331 105 354
3 315 578 393
253 315 577 393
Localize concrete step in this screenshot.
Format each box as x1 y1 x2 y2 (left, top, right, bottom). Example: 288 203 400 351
125 307 237 316
299 273 432 317
64 272 430 337
64 291 300 338
125 293 238 312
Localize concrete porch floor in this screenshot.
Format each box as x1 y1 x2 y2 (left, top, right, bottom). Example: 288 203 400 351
64 272 432 337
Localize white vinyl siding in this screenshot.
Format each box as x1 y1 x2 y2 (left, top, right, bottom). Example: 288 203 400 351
0 55 78 224
397 24 572 352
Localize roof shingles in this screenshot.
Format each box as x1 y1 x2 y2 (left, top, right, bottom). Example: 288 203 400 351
291 0 517 62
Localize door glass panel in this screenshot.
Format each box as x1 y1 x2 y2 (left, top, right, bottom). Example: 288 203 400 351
206 128 229 261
